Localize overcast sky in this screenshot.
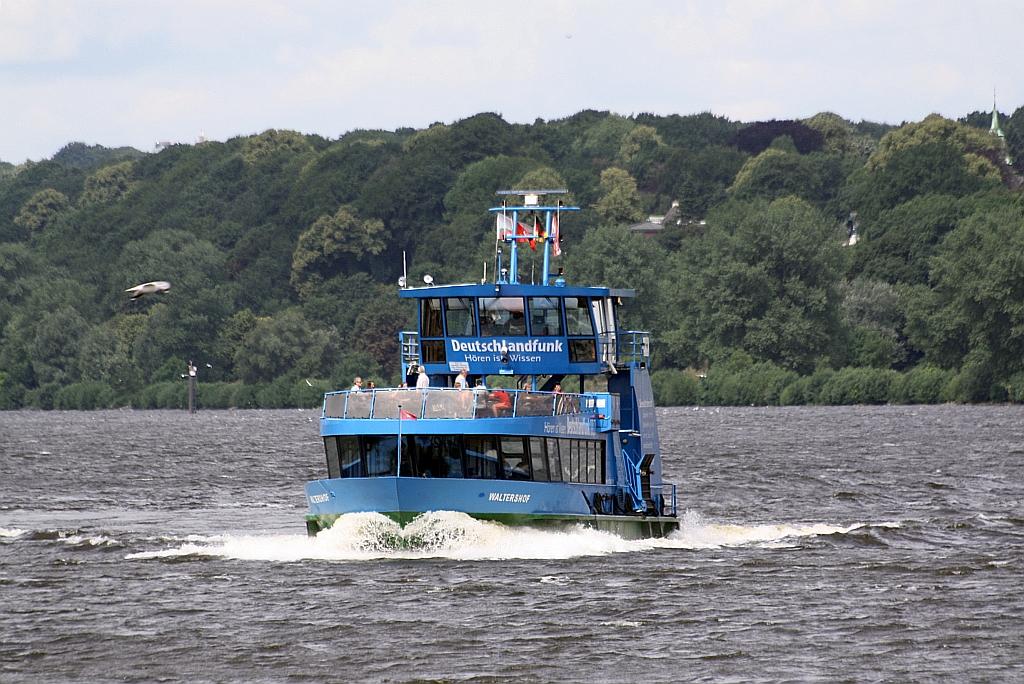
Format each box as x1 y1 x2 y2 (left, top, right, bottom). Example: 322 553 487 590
1 0 1021 163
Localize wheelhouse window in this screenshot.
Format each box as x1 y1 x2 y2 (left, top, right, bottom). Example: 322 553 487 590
528 297 563 336
478 297 527 336
444 297 476 337
568 339 597 363
421 298 443 337
421 340 446 364
564 297 594 336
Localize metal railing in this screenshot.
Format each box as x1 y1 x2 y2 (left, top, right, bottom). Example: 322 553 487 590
399 331 420 376
621 448 675 516
615 331 651 365
323 387 590 421
650 483 677 517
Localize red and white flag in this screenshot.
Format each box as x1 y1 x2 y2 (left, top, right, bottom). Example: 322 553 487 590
400 409 418 420
551 212 561 257
496 214 514 241
514 221 531 242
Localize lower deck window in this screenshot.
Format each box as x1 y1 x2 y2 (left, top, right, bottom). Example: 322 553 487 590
324 434 605 484
464 435 498 479
364 436 398 477
324 435 363 478
500 436 530 481
409 435 463 478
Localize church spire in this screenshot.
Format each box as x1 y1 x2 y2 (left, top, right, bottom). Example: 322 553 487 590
991 89 1004 137
991 89 1012 165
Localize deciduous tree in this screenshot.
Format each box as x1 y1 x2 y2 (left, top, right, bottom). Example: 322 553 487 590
290 205 387 299
594 168 644 224
14 189 70 232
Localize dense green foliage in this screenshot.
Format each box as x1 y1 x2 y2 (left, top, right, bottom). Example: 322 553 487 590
1 107 1023 409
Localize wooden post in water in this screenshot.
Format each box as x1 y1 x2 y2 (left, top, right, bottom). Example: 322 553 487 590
188 362 197 414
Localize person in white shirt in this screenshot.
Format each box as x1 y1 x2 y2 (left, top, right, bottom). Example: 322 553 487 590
351 377 363 391
454 369 470 389
415 367 430 388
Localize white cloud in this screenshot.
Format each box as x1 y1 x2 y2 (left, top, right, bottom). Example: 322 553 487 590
1 0 1022 161
0 0 83 62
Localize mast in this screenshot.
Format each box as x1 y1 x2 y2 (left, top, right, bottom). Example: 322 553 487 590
492 190 579 286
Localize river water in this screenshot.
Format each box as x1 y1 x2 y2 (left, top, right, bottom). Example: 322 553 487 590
1 406 1022 682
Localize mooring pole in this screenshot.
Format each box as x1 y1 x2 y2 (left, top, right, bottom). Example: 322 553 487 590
188 361 197 414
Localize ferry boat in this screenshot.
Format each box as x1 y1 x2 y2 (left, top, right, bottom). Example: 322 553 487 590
304 190 678 539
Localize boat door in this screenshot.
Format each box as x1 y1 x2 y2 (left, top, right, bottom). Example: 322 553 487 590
591 297 617 369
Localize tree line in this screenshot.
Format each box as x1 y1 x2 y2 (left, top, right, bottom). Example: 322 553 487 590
1 106 1023 409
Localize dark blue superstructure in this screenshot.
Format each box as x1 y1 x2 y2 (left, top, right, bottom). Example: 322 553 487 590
305 190 678 539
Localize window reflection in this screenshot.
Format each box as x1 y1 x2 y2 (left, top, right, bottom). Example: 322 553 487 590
444 297 476 337
322 434 604 483
363 436 398 476
409 435 463 478
564 297 594 336
500 436 531 481
339 435 362 477
465 435 498 479
478 297 527 336
528 297 563 336
421 298 443 337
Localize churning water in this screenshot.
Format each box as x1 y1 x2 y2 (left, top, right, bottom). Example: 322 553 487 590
2 406 1022 682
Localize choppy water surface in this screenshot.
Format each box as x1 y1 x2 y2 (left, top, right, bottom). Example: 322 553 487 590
2 406 1022 682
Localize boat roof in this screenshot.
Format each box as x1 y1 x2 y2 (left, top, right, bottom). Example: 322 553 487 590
399 282 636 299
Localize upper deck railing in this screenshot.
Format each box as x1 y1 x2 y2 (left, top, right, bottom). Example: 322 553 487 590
323 387 611 422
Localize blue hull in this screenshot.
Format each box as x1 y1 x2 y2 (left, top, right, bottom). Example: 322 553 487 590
305 477 678 539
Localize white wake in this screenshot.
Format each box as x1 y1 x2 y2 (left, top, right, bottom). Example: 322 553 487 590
126 510 886 562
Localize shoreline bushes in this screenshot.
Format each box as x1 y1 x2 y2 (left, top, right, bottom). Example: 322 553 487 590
10 377 335 410
651 364 1021 406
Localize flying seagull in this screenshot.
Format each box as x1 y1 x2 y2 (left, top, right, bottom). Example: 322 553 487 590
126 281 171 299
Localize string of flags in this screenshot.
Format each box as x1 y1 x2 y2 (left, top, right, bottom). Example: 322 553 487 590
496 212 561 255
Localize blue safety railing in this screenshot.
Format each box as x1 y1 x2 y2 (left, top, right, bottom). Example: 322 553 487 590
622 448 648 513
621 450 676 516
399 331 420 378
615 331 651 365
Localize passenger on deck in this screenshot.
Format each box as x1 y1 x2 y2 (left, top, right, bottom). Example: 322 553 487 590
351 377 363 391
416 366 430 388
553 383 565 414
490 388 512 417
454 368 470 389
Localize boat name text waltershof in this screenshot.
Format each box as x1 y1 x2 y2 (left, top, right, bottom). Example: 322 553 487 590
488 492 531 503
